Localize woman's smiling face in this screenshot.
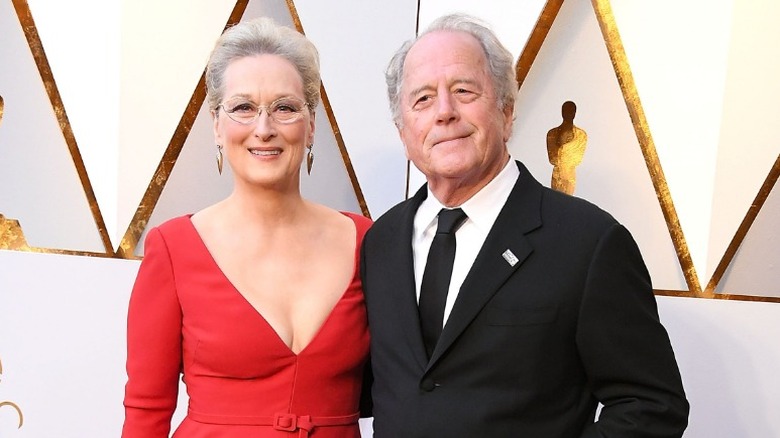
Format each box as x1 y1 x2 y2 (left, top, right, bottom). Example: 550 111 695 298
213 54 315 190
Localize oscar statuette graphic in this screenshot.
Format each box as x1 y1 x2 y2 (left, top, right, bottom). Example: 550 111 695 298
546 101 587 195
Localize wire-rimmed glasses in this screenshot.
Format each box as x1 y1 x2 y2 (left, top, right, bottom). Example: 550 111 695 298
217 97 310 125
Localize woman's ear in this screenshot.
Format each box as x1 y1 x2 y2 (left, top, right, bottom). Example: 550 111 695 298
212 110 224 145
307 110 316 146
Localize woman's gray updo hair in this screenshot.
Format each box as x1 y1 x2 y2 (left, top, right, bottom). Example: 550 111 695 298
206 17 321 112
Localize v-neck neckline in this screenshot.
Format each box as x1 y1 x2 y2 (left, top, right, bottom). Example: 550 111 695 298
184 213 360 356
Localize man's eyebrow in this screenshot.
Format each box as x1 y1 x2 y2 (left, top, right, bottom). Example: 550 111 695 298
406 78 482 98
450 78 482 90
407 84 435 99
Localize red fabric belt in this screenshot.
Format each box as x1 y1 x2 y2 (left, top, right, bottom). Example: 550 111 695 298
187 409 359 437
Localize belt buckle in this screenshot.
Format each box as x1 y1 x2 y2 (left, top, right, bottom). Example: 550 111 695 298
273 413 297 431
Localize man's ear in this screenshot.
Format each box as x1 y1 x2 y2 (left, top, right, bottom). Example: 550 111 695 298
502 103 515 143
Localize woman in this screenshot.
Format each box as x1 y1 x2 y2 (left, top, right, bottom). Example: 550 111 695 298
122 17 371 437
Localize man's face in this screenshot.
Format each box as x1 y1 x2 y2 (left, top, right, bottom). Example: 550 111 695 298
397 30 513 194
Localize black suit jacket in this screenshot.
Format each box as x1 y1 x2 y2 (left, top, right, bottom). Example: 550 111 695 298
360 161 688 437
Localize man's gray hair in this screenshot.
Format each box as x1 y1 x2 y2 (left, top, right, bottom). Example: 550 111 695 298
385 13 518 126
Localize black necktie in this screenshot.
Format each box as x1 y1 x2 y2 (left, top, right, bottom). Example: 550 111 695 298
419 208 468 358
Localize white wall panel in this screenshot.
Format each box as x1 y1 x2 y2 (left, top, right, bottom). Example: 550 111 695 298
708 0 780 287
658 296 780 437
419 0 546 60
26 0 121 245
717 183 780 297
0 251 137 436
295 0 419 217
610 0 734 288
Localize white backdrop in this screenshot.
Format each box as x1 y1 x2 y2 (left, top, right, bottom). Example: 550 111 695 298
1 0 779 436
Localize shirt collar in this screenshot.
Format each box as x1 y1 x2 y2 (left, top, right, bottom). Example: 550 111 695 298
416 158 519 235
459 158 519 234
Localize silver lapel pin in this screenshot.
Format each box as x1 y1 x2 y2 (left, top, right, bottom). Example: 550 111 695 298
502 249 519 266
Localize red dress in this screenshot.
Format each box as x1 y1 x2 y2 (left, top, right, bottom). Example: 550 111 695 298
122 213 372 437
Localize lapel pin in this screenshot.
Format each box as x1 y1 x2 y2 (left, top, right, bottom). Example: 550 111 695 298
502 249 519 266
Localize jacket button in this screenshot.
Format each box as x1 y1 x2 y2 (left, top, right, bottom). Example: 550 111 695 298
420 378 436 392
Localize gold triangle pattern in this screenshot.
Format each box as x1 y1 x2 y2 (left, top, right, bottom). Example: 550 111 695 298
2 0 113 257
706 154 780 302
512 0 779 302
1 0 776 302
515 0 565 89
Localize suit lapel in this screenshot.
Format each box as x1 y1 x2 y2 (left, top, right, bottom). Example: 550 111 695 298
427 162 544 369
390 185 430 370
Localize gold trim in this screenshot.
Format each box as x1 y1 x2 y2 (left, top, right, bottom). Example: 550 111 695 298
1 213 112 257
115 0 250 259
709 292 780 304
286 0 371 218
654 289 700 299
11 0 113 256
654 289 780 304
591 0 703 296
0 357 24 429
515 0 565 89
706 154 780 294
0 215 31 251
319 86 371 218
0 402 24 429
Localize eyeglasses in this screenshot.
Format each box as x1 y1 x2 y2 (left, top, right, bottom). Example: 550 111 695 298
217 97 310 125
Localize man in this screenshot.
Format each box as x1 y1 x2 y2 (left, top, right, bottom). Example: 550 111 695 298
360 13 689 437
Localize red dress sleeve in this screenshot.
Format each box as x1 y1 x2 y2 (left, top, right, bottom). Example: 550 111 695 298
122 227 182 437
343 211 373 242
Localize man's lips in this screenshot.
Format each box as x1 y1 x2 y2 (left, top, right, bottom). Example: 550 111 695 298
432 134 469 147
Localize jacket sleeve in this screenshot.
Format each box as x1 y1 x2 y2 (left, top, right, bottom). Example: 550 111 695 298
577 224 689 438
122 228 182 437
358 217 374 418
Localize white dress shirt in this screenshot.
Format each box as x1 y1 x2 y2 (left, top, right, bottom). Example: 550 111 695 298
412 158 520 326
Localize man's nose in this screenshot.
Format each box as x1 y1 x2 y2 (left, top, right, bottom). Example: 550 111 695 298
435 92 458 123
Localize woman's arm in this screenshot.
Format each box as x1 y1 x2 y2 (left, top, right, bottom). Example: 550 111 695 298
122 228 182 437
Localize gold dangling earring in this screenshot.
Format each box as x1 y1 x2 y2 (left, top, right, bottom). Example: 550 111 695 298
306 144 314 175
216 145 224 175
